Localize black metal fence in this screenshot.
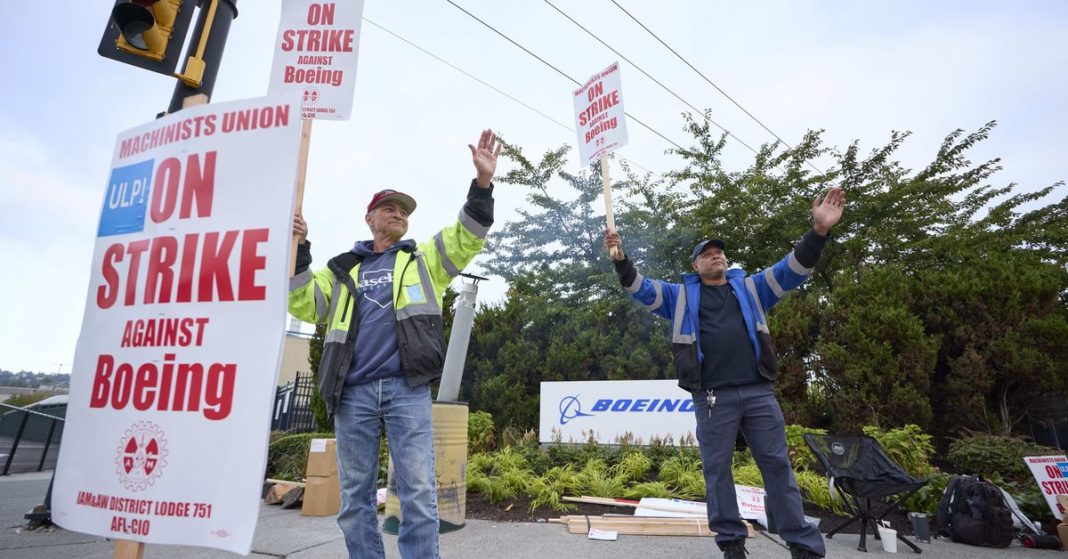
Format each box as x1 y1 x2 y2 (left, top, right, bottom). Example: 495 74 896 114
272 371 317 433
1029 418 1068 452
0 403 65 476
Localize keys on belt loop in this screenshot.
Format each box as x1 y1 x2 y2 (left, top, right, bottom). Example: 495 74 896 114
706 389 716 417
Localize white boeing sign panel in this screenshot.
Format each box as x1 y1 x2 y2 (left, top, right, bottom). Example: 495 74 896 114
540 380 697 444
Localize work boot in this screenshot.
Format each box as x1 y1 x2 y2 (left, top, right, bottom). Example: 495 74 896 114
788 544 823 559
719 538 747 559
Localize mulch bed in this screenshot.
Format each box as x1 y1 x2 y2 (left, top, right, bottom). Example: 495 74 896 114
465 491 919 538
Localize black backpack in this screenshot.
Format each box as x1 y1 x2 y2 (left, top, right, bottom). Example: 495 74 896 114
935 474 1014 548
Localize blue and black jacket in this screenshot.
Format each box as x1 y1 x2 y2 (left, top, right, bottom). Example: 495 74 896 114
614 231 827 391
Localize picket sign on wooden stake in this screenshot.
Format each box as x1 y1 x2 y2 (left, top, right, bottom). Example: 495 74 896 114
109 91 211 559
268 0 365 277
573 62 628 258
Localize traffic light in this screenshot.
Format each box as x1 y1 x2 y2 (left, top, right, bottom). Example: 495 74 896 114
98 0 197 75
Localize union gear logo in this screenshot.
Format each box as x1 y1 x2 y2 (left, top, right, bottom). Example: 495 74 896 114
831 442 846 456
115 421 169 491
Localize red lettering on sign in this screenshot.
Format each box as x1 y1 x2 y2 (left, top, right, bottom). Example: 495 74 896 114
120 317 210 348
95 229 270 309
279 29 354 52
90 353 236 420
578 91 620 127
307 3 335 25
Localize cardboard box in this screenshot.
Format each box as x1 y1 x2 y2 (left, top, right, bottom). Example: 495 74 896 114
302 475 341 516
1058 523 1068 550
306 438 338 477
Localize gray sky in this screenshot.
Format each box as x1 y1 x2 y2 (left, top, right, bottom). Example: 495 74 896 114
1 1 1065 374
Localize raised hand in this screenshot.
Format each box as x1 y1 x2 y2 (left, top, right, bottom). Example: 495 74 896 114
604 230 626 261
469 129 502 188
812 187 846 236
293 213 308 244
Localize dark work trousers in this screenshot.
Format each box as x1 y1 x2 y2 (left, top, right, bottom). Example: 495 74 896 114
692 382 825 556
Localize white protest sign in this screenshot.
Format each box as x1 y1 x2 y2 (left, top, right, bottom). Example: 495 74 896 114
633 490 766 528
539 380 696 444
269 0 364 120
736 484 767 528
52 96 301 554
634 497 704 518
572 62 629 167
1025 455 1068 519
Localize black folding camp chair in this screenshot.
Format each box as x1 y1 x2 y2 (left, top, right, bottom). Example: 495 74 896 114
803 434 928 553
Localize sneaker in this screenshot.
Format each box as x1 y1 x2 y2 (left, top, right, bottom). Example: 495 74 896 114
720 538 747 559
788 545 823 559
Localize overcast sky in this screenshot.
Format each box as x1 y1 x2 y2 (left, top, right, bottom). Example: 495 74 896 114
1 1 1065 375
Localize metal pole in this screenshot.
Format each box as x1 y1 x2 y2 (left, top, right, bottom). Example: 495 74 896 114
3 412 30 476
37 419 59 472
167 0 239 113
437 274 486 402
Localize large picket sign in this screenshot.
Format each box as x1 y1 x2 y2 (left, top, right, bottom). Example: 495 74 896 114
1025 454 1068 520
572 62 629 167
52 97 300 554
268 0 364 120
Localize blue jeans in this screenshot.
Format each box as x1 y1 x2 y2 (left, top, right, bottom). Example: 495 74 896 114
692 382 825 557
334 377 440 559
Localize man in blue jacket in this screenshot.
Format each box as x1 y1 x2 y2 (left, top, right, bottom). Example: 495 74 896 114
604 187 845 559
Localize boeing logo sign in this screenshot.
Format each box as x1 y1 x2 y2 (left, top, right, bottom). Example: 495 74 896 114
557 395 696 425
543 381 699 444
557 396 593 425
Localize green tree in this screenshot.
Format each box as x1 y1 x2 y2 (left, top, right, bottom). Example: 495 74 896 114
815 267 938 432
465 117 1068 448
667 116 1067 441
915 256 1068 437
464 142 685 431
460 270 672 431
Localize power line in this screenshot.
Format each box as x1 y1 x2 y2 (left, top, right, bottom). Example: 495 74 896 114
362 17 658 176
444 0 688 154
610 0 825 174
363 17 573 133
541 0 759 156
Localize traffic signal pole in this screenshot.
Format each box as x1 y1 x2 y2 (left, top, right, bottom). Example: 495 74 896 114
168 0 239 113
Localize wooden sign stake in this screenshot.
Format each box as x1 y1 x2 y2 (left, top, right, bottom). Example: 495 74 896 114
114 539 145 559
290 118 314 277
601 153 619 259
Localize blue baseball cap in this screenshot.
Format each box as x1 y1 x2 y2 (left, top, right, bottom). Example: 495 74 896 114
691 239 726 262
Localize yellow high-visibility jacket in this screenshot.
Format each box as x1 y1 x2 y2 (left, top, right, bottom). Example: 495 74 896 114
288 182 493 414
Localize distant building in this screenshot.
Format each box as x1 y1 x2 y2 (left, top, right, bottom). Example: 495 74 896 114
277 318 313 387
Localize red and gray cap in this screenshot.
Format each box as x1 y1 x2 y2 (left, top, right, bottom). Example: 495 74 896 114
366 189 417 215
691 239 726 261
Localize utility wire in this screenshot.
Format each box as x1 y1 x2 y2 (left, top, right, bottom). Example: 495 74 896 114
363 17 572 133
542 0 759 156
362 17 658 176
445 0 687 154
610 0 825 174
